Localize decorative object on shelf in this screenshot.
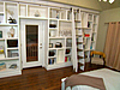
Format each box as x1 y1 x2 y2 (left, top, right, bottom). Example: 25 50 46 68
85 34 90 37
87 22 90 28
34 10 40 17
91 36 94 41
60 30 64 36
49 43 53 48
9 64 17 69
90 46 92 49
50 21 57 28
66 49 70 54
49 51 55 56
10 26 15 37
98 0 115 4
8 17 17 24
50 31 55 37
60 30 72 36
0 62 6 71
56 11 59 19
7 40 18 48
49 24 56 28
0 46 5 59
0 31 2 38
66 40 72 47
7 31 11 37
55 42 62 48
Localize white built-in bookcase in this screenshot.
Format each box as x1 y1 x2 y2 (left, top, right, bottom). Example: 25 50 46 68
0 1 99 78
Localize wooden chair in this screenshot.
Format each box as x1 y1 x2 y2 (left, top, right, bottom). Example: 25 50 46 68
90 51 106 66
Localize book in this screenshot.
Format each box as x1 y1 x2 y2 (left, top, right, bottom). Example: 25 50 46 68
0 31 2 38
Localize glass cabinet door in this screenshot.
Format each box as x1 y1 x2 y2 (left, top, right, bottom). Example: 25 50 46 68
26 25 38 62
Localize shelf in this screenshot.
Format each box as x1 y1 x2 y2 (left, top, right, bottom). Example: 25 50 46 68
7 47 18 50
19 16 48 20
49 37 65 39
66 36 72 38
0 68 19 73
76 27 91 30
65 54 71 56
0 24 18 26
49 28 58 30
0 57 19 61
0 38 5 40
48 56 56 58
66 47 72 49
49 47 65 50
6 37 18 40
49 18 59 20
59 19 72 22
0 12 4 14
74 19 81 22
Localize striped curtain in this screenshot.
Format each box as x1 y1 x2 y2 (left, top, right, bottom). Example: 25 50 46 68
104 22 120 70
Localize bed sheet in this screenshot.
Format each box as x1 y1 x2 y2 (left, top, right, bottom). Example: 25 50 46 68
61 68 120 90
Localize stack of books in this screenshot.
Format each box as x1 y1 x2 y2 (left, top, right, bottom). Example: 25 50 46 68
0 62 6 71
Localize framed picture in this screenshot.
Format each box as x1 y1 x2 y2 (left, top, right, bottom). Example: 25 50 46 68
49 43 53 48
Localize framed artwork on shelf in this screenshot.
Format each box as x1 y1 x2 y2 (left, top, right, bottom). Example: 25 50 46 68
49 43 53 48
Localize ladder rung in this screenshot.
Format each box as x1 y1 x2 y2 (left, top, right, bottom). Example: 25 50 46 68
76 35 82 36
78 62 84 66
78 56 84 59
77 42 83 44
77 48 83 51
75 20 81 22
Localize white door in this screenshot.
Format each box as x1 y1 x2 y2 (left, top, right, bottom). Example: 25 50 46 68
20 19 44 68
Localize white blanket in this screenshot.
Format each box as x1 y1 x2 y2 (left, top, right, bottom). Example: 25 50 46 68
61 68 120 90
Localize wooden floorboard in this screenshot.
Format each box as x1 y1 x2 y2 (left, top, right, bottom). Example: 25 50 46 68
0 63 104 90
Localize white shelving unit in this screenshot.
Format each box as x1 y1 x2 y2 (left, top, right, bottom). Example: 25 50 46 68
0 2 21 78
0 1 99 76
45 7 72 70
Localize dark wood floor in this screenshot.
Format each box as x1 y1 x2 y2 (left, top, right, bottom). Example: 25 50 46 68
0 63 104 90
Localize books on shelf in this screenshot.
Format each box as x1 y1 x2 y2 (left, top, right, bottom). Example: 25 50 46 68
0 62 6 71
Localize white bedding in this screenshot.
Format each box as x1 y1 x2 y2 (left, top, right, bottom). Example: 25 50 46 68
61 68 120 90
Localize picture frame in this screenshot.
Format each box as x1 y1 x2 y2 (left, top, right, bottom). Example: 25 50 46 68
49 43 53 48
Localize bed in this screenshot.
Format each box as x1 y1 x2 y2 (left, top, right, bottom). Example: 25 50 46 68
61 68 120 90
